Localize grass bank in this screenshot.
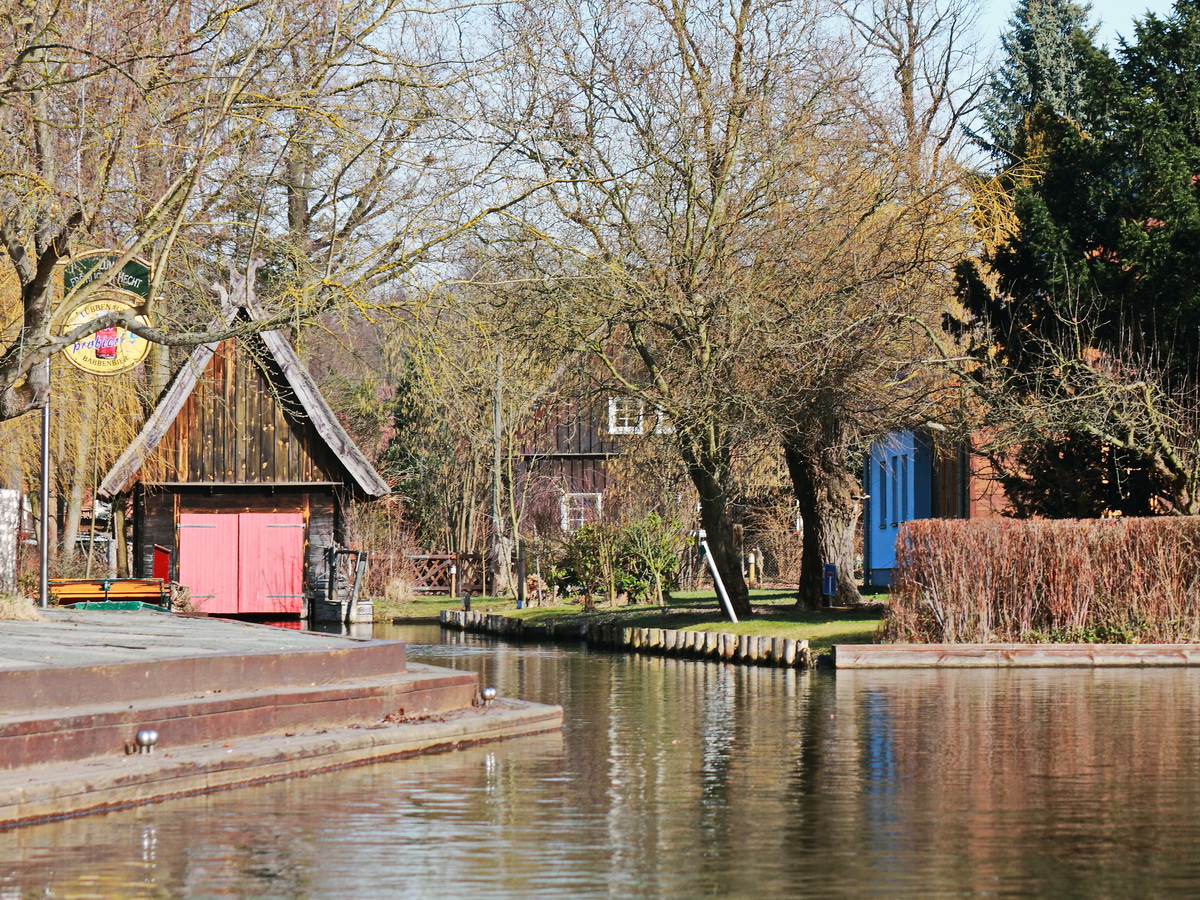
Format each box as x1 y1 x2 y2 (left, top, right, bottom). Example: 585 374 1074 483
382 589 885 655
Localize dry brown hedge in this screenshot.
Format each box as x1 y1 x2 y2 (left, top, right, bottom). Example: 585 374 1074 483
886 517 1200 643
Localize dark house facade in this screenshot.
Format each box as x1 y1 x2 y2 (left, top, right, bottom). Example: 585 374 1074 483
519 396 676 535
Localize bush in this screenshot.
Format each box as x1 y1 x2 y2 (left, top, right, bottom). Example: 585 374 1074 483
620 514 685 605
886 517 1200 643
548 515 688 610
547 523 622 611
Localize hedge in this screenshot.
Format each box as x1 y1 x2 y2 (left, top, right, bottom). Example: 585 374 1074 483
885 517 1200 643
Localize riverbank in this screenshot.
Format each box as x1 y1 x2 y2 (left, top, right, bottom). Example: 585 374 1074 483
418 590 885 669
440 608 814 667
385 589 884 655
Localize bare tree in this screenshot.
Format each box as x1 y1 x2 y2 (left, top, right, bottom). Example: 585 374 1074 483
766 0 982 608
481 0 873 617
0 0 553 581
484 0 978 613
0 0 539 424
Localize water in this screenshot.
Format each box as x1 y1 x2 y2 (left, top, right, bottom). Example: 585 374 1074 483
4 623 1200 898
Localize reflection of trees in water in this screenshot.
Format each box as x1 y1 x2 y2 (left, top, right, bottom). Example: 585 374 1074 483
782 669 1200 895
12 634 1200 896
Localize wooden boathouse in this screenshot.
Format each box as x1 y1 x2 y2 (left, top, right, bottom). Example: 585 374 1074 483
99 282 388 619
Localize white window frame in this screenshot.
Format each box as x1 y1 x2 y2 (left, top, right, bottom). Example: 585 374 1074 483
560 492 603 533
607 397 644 435
650 407 674 434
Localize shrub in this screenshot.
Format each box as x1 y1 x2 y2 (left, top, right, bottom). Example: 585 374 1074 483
619 514 686 605
886 517 1200 643
547 523 622 610
548 515 689 609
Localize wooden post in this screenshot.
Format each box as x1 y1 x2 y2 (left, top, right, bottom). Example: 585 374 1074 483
114 501 128 578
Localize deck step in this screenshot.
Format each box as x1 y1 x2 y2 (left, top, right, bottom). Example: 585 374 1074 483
0 663 477 768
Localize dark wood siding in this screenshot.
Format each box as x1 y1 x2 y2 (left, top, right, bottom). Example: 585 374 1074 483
147 341 345 486
523 401 622 458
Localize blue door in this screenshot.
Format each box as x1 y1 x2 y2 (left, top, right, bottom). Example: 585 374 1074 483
863 431 932 589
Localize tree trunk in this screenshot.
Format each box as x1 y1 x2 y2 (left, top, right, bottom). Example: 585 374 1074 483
685 458 752 619
785 436 862 610
0 489 17 595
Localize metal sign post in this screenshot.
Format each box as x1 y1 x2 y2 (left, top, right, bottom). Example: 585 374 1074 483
36 251 155 605
699 533 738 624
39 363 49 609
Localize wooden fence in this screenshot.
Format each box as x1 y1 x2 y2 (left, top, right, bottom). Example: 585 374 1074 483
407 553 486 595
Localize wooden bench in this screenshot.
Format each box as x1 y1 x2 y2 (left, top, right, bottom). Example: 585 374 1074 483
49 578 169 608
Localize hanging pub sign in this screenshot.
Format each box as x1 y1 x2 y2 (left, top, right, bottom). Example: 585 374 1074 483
60 250 153 376
63 250 151 299
61 297 151 375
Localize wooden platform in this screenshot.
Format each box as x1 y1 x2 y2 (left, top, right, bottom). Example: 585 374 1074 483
834 643 1200 668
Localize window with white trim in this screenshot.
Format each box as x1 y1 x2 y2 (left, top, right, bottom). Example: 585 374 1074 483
560 492 603 533
607 397 644 435
650 407 674 434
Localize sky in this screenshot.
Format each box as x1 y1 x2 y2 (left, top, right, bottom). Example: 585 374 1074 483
978 0 1180 53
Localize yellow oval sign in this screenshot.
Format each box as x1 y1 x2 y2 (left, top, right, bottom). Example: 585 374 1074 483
61 298 151 376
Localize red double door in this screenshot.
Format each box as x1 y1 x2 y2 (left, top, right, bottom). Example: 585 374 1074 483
177 513 306 614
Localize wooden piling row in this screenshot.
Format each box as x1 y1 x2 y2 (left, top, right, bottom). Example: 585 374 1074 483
439 609 811 669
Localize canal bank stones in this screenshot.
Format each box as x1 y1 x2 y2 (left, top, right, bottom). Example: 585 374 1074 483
438 610 811 669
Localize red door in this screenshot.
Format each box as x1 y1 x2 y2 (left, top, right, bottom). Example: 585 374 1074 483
178 514 240 614
238 514 306 614
177 512 305 614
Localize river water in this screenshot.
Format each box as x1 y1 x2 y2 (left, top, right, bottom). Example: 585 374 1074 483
4 623 1200 898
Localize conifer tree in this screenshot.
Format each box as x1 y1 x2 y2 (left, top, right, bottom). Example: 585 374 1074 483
955 0 1200 516
971 0 1098 160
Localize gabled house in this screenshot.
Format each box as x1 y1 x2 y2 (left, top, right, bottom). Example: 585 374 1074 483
99 283 388 619
519 393 675 536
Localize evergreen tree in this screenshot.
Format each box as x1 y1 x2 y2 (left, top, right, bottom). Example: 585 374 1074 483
956 0 1200 516
971 0 1099 161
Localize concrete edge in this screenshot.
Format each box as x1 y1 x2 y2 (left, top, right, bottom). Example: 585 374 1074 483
834 643 1200 668
0 699 562 829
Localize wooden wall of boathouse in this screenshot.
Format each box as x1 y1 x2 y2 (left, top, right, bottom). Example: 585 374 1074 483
146 342 344 486
124 339 358 616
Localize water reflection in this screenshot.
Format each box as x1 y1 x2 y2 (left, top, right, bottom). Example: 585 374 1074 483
3 625 1199 897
